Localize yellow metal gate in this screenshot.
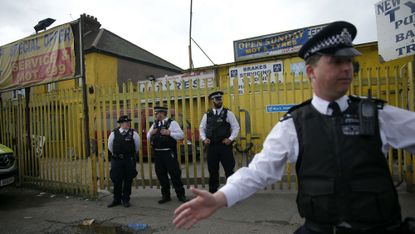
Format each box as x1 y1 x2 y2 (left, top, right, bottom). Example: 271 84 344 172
0 63 414 197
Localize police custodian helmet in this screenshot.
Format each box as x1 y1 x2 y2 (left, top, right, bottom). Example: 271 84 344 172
298 21 361 60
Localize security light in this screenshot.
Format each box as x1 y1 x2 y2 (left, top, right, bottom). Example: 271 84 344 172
34 18 56 33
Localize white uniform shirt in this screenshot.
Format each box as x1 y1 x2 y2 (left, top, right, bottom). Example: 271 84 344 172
108 128 140 153
146 117 184 141
199 107 240 141
220 94 415 207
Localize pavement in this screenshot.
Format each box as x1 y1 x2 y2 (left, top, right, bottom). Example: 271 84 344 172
0 184 414 234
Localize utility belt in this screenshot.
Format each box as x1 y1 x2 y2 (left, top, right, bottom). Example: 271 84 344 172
111 153 133 159
305 219 401 234
209 138 229 144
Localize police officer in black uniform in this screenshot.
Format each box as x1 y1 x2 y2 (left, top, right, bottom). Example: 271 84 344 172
199 91 240 193
173 21 415 233
107 115 139 208
147 106 187 204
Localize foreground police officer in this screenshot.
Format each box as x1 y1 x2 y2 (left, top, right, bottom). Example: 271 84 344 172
173 21 415 233
107 115 139 208
199 91 240 193
147 106 187 204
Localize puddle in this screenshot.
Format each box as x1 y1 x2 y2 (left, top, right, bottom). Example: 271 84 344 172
77 222 131 234
77 222 152 234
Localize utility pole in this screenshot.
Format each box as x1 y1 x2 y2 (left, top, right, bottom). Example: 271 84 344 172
188 0 194 70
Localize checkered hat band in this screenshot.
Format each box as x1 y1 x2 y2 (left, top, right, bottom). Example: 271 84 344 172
304 28 352 59
211 94 222 99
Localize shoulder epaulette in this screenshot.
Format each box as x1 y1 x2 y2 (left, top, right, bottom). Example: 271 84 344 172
279 99 312 122
287 99 312 114
279 113 292 122
348 95 386 109
162 118 173 128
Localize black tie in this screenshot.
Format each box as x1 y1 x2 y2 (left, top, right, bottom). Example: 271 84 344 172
329 102 341 116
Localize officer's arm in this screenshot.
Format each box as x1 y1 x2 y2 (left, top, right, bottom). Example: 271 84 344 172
199 113 207 141
227 111 240 141
108 132 115 153
169 121 184 140
133 131 140 153
379 105 415 153
147 124 154 141
220 117 298 207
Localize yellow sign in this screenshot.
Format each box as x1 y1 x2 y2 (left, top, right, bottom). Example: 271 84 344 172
0 23 75 91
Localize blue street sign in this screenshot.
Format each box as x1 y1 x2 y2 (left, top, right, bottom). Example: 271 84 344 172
266 104 295 113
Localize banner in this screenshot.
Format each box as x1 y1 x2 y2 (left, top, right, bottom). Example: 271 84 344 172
138 70 215 92
0 23 75 91
228 61 283 94
375 0 415 61
233 24 327 61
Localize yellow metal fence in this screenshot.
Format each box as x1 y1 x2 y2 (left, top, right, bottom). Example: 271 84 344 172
0 63 414 197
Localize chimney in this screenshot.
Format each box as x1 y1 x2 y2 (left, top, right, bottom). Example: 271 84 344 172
81 13 101 33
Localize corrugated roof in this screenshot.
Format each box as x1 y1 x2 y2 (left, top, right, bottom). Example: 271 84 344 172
83 28 182 72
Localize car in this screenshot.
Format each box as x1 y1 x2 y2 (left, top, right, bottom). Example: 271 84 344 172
0 144 17 188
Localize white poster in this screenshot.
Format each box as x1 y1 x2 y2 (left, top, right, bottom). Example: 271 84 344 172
375 0 415 61
138 70 215 92
228 61 283 94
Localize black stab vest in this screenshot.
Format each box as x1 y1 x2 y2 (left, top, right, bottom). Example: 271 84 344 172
113 128 135 156
206 108 231 143
290 97 401 228
150 119 177 150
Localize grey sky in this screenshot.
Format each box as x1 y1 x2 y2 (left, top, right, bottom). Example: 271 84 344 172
0 0 380 70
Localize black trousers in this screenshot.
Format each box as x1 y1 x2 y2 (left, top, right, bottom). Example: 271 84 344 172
207 142 235 193
110 157 136 202
294 224 402 234
154 149 185 198
294 226 321 234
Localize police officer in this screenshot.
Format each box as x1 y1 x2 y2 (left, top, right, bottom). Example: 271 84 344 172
147 106 187 204
199 91 240 193
107 115 139 208
173 21 415 233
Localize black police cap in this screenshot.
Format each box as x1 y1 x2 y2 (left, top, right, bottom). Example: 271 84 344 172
117 115 132 123
208 91 224 100
298 21 361 60
154 106 168 113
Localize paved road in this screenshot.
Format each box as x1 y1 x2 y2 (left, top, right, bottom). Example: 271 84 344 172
0 185 414 234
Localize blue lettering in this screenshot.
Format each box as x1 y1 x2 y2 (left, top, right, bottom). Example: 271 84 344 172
385 7 400 22
44 30 57 47
376 0 400 14
63 28 71 41
405 1 415 13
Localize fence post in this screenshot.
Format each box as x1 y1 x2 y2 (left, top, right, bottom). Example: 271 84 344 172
408 61 415 192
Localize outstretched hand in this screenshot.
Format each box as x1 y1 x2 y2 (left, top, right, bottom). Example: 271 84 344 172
172 188 227 229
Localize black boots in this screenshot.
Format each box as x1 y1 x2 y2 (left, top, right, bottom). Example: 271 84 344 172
107 200 131 208
122 200 131 207
178 195 188 203
158 197 171 204
107 200 121 208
